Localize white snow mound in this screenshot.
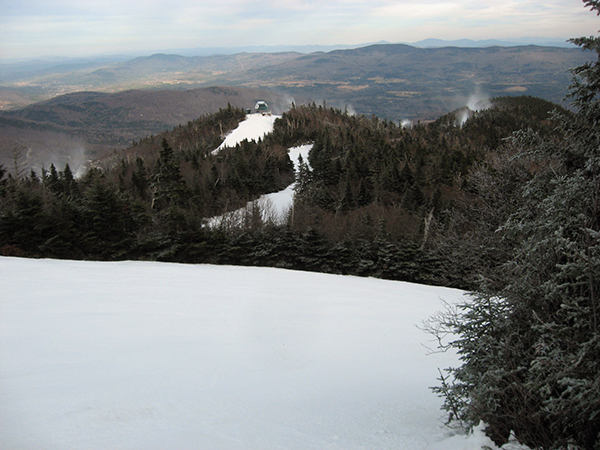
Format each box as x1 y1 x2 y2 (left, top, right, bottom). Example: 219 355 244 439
0 256 480 450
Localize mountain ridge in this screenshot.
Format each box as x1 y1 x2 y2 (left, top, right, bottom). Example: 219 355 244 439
1 43 588 110
0 42 591 170
0 86 293 171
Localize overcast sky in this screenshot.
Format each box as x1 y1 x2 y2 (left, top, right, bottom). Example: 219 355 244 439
0 0 597 60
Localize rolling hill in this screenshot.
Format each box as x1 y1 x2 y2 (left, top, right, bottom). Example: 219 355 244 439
1 43 590 120
0 86 293 171
0 43 591 171
227 44 589 119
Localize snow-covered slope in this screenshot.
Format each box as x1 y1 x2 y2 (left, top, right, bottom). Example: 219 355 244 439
208 144 312 227
213 113 280 154
207 113 312 226
0 256 514 450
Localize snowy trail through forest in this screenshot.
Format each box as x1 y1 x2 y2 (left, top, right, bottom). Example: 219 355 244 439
208 114 312 226
213 113 279 154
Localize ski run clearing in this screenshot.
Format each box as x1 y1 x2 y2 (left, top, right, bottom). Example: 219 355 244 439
209 113 307 226
213 113 279 154
1 114 531 449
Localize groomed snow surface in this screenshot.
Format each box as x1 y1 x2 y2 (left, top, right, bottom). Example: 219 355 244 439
1 115 530 449
1 257 527 450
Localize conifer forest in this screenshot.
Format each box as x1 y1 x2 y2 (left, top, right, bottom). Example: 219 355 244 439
0 96 568 288
1 1 600 448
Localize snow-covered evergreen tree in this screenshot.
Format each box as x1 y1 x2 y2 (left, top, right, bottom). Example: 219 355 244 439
430 2 600 448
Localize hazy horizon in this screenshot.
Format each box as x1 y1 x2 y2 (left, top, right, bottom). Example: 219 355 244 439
0 0 596 61
0 38 581 64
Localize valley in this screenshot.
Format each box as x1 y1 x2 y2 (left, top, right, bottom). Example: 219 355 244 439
0 42 590 172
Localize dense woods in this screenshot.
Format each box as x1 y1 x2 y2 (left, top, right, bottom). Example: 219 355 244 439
2 2 600 445
426 2 600 449
0 94 571 288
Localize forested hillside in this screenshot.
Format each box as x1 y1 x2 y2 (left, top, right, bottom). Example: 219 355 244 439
0 95 568 289
0 86 290 170
426 3 600 449
2 2 600 443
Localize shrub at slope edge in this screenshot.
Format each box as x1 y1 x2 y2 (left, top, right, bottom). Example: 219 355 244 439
428 2 600 449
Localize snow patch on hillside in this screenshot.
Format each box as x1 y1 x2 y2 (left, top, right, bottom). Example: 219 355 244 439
208 144 312 227
213 113 280 153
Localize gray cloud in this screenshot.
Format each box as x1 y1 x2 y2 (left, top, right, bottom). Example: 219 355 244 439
0 0 597 59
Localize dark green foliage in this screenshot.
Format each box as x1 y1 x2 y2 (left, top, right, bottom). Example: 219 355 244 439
82 181 138 258
131 157 149 199
61 164 78 198
275 98 560 239
0 164 7 197
429 4 600 448
0 94 570 288
39 198 84 259
0 187 48 254
45 163 60 192
151 138 188 209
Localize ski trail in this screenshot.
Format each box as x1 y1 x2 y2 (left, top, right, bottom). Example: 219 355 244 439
206 144 312 227
212 114 280 154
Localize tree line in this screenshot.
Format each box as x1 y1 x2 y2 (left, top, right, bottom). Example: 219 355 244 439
0 95 570 288
2 3 599 443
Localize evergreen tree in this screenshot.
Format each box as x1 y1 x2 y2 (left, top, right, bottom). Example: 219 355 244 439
0 187 48 254
0 164 7 197
151 138 187 209
46 163 60 193
294 154 312 196
61 164 78 199
429 3 600 448
356 178 372 207
131 157 149 199
339 176 355 211
83 181 135 257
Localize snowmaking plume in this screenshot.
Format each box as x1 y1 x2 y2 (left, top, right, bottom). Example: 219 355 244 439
457 86 491 127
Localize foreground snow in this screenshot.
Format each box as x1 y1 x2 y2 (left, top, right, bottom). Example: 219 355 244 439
0 256 522 450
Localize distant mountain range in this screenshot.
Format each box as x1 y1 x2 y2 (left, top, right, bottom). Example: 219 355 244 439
155 37 575 56
222 43 590 119
0 37 576 82
0 41 592 170
1 42 589 112
409 37 575 48
0 36 575 64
